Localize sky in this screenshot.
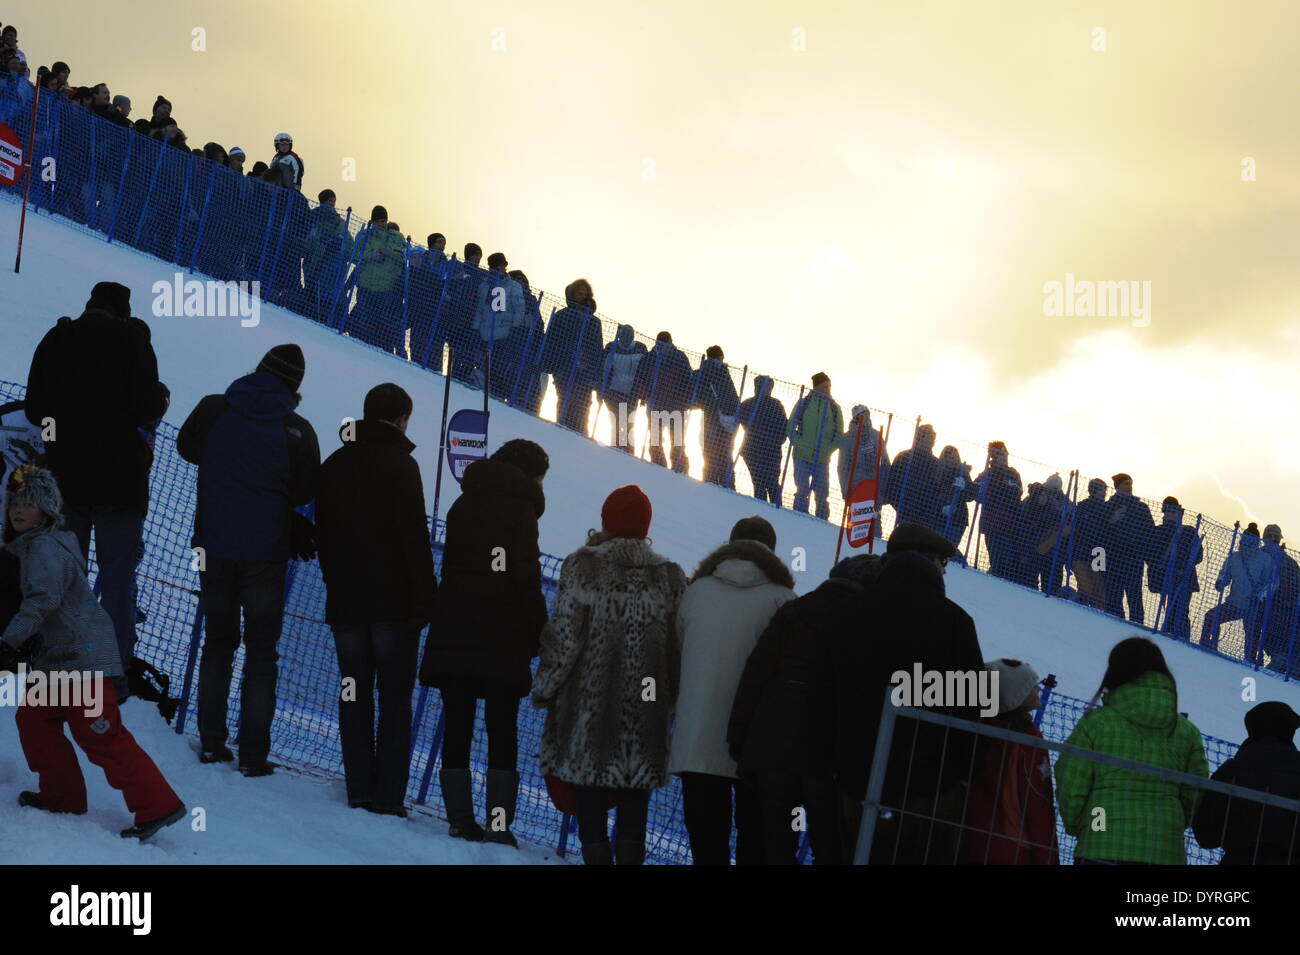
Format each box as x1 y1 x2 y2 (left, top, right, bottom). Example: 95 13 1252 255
16 0 1300 535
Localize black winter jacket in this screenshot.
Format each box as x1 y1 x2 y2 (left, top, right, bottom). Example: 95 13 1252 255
1192 739 1300 865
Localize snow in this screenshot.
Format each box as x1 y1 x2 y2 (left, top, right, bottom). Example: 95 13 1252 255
0 195 1296 863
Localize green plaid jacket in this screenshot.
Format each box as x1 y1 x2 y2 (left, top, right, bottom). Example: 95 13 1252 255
1054 672 1209 864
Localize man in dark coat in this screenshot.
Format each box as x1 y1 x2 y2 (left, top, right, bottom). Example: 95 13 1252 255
541 279 604 434
1147 496 1202 641
419 438 549 846
882 423 941 531
1262 524 1300 675
694 346 740 488
24 282 169 695
633 332 694 473
1193 702 1300 865
177 345 320 775
736 375 788 506
829 522 986 864
1067 478 1109 610
444 245 488 384
973 440 1024 584
729 553 883 865
1102 472 1155 624
315 383 437 816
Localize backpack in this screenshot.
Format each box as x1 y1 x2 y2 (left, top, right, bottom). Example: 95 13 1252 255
127 655 181 723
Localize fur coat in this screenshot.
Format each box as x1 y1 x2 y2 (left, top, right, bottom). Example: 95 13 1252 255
531 536 687 789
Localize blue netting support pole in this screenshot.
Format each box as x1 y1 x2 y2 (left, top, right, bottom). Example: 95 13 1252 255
1207 521 1241 654
732 374 764 470
85 115 99 229
562 311 586 434
723 364 747 488
401 238 413 358
1254 547 1284 671
777 385 807 505
37 93 59 213
254 184 278 288
104 127 134 244
131 129 172 248
1154 518 1184 634
595 341 615 444
1165 514 1204 642
187 161 218 272
326 207 355 329
1033 673 1057 730
419 254 457 370
1060 471 1082 595
557 814 576 857
639 351 664 460
533 304 556 401
266 190 291 297
1283 591 1300 682
508 311 539 407
894 416 922 523
1045 470 1074 598
335 219 372 336
415 708 447 805
795 828 812 864
171 151 196 265
174 596 205 736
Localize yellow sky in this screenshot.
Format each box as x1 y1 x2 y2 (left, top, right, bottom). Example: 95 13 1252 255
22 0 1300 534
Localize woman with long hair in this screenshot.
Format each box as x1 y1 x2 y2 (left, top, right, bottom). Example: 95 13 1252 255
1054 636 1208 864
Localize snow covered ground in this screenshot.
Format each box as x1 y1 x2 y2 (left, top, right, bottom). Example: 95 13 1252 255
0 197 1296 863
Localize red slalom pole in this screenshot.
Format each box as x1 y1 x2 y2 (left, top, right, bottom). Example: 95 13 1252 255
14 78 42 273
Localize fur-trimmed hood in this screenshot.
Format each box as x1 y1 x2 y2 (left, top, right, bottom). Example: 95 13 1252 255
579 535 673 568
691 539 794 589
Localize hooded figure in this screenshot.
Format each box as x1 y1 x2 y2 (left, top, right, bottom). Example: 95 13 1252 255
600 324 648 453
837 405 891 501
736 375 789 506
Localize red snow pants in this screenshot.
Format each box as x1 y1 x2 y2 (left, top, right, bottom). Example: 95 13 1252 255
15 682 182 824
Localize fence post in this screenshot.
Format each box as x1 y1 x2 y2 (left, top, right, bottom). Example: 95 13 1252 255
187 160 218 272
1032 674 1057 730
893 416 922 524
335 220 372 336
400 237 413 359
419 254 457 370
722 364 747 489
131 128 173 248
174 596 205 735
325 207 355 329
508 309 539 407
1283 594 1300 682
171 149 196 265
415 708 447 805
777 385 807 507
853 693 900 865
1206 521 1240 654
1044 471 1075 598
105 125 134 245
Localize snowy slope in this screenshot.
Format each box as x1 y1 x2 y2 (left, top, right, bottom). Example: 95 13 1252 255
0 198 1296 863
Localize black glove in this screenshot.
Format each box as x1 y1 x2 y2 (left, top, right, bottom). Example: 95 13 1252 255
291 511 318 561
16 633 43 662
0 640 18 674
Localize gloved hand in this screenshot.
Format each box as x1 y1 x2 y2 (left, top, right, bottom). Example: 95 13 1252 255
0 640 18 674
952 478 965 489
291 511 318 561
941 505 953 517
719 414 739 434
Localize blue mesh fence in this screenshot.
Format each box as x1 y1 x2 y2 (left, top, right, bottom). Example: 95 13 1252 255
0 375 1250 864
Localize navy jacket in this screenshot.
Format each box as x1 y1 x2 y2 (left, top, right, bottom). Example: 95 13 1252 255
177 372 320 562
1193 739 1300 865
737 394 788 461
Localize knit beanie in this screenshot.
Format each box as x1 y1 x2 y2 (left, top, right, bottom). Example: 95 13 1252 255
985 658 1041 715
153 94 171 111
4 464 64 535
601 485 652 540
256 344 306 391
85 281 131 318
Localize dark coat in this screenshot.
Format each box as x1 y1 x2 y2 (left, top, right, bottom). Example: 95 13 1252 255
633 341 694 411
1103 490 1156 569
176 372 320 563
736 394 788 461
418 458 548 698
974 463 1024 537
883 447 941 529
829 550 986 803
1192 738 1300 865
934 460 976 541
694 358 739 421
315 420 438 626
1069 493 1109 564
728 573 876 776
1147 519 1203 595
24 309 169 515
541 305 604 388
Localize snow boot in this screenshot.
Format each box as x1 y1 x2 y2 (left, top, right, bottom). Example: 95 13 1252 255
581 841 614 865
18 790 86 815
200 745 234 764
440 767 484 842
238 760 278 778
120 804 187 841
615 840 647 866
482 769 519 848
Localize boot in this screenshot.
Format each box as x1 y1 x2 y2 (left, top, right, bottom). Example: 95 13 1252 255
581 841 614 865
615 840 646 866
439 768 484 842
482 769 519 847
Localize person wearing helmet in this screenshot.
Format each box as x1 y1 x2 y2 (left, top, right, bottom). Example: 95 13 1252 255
269 133 304 191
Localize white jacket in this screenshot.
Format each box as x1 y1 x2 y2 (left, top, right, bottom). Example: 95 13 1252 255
668 540 796 778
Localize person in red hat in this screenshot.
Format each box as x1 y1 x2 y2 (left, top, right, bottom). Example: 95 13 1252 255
532 485 687 864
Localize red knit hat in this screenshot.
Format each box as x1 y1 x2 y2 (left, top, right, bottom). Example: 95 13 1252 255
601 485 652 539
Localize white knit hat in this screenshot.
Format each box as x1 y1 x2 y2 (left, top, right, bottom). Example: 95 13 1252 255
985 658 1041 715
3 464 64 538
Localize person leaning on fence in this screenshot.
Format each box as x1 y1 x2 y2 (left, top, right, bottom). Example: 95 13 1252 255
1069 478 1109 610
303 189 351 322
471 252 528 400
541 279 605 434
1146 496 1202 642
1261 524 1300 675
934 445 975 553
1053 636 1209 865
315 384 438 817
348 205 407 355
728 552 883 865
1193 701 1300 865
600 324 648 453
787 372 843 521
177 345 321 776
1202 522 1276 657
0 465 186 841
961 658 1059 865
1021 474 1069 594
830 523 985 864
973 440 1023 584
736 375 788 507
695 346 741 488
23 281 170 702
1102 473 1155 625
881 423 939 530
418 439 550 847
837 405 891 504
444 244 487 384
633 331 694 473
531 485 688 865
669 516 796 865
508 271 549 413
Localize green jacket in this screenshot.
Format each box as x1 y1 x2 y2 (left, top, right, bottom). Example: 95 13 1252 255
355 225 406 293
1054 672 1208 864
787 392 844 465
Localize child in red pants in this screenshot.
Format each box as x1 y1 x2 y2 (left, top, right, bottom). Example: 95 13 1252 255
0 464 185 840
